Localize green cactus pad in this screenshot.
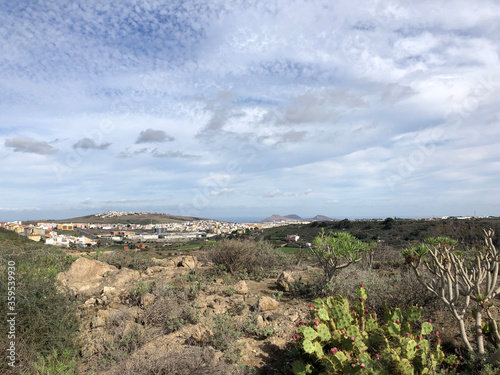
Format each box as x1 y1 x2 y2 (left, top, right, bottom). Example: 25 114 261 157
357 287 367 300
317 323 331 341
392 308 403 322
401 338 417 360
292 361 312 375
405 306 421 322
420 322 432 335
395 358 415 375
317 308 329 321
302 339 315 354
313 298 323 309
365 317 378 331
387 322 401 337
334 351 347 362
303 327 319 341
314 341 324 358
331 305 351 329
346 325 360 337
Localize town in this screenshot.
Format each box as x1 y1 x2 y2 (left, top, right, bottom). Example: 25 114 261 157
0 211 287 248
0 211 491 248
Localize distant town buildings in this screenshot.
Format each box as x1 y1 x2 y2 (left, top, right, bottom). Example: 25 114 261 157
1 212 494 248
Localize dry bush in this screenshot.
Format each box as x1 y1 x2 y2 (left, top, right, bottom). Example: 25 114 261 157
85 324 148 371
107 346 241 375
330 266 441 317
206 239 291 280
142 281 199 334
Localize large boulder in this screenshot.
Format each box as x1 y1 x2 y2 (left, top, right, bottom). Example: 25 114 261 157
57 257 140 299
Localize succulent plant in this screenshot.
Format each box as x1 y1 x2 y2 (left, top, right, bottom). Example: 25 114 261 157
292 285 459 374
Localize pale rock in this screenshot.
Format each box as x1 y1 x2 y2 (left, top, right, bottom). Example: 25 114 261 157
233 280 248 295
257 296 279 312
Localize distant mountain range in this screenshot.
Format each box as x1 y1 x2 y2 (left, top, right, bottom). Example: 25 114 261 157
258 214 334 223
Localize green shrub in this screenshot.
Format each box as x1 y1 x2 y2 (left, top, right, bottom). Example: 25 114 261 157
0 232 80 374
206 239 291 280
292 285 459 374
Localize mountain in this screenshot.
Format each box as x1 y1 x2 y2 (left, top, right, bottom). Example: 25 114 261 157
283 214 302 220
308 215 333 221
258 214 334 223
33 212 204 225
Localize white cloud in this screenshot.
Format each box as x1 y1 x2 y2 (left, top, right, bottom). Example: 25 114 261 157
1 0 500 221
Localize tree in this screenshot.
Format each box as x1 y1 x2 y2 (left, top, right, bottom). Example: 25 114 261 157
404 230 500 355
311 230 374 282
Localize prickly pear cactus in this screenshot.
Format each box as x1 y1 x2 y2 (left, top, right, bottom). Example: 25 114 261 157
292 285 460 375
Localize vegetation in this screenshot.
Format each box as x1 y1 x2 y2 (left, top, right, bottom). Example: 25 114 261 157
0 228 80 374
1 218 500 374
405 230 500 355
311 230 375 281
205 239 292 280
292 285 459 374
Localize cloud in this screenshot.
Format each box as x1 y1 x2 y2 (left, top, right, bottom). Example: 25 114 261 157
4 138 57 155
210 188 234 196
262 188 313 198
136 129 175 144
73 138 111 150
117 147 198 159
153 150 199 159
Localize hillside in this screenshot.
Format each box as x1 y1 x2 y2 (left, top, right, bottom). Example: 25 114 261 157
33 212 204 225
258 214 333 223
253 217 500 249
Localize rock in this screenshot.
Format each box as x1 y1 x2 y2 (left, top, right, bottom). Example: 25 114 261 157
189 324 213 344
140 292 156 307
177 256 197 269
257 296 279 312
102 286 116 296
57 257 116 296
276 271 295 292
256 315 265 328
57 257 140 299
84 297 96 306
233 280 248 295
93 310 109 328
145 266 168 275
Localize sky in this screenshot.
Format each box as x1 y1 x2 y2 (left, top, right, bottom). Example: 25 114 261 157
1 0 500 223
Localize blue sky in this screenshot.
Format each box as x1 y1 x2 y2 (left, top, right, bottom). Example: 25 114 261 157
1 0 499 222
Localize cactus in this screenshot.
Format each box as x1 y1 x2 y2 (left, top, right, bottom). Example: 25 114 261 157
317 323 331 341
317 307 329 321
292 285 459 375
395 358 414 375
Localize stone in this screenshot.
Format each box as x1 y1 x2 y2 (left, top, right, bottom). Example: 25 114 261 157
256 315 265 328
233 280 248 295
57 257 140 299
276 271 295 292
177 256 197 269
145 266 168 275
189 324 213 343
257 296 279 312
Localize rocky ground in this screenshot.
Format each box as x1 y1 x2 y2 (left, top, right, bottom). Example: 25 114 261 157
57 255 314 374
